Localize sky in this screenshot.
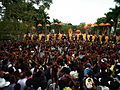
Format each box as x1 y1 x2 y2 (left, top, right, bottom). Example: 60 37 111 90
47 0 116 25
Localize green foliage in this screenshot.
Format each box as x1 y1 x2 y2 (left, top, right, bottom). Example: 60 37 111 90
53 18 61 23
0 19 28 40
114 0 120 4
105 6 120 33
0 0 52 40
96 17 107 24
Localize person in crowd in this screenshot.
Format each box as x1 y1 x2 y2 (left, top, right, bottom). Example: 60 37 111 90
0 33 120 90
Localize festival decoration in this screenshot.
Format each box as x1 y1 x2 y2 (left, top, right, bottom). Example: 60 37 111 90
37 24 42 26
87 24 92 26
93 24 98 26
31 26 36 29
75 30 81 33
105 23 111 26
84 26 89 29
45 24 50 26
99 23 105 26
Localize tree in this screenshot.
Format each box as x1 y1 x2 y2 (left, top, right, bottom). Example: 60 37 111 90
114 0 120 4
105 6 120 34
0 0 52 40
96 17 107 24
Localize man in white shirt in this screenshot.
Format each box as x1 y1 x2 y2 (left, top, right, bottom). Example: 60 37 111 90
17 73 27 90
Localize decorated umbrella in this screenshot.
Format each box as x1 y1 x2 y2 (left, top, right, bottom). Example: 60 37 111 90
84 26 88 29
84 26 89 34
45 24 50 26
105 23 111 26
87 24 92 26
37 24 42 26
75 30 81 34
99 23 105 26
93 24 98 26
31 26 36 29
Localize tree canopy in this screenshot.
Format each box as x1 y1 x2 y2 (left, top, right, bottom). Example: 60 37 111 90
105 5 120 33
0 0 52 40
114 0 120 4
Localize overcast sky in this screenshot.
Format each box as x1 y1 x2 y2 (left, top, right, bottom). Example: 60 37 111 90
47 0 116 25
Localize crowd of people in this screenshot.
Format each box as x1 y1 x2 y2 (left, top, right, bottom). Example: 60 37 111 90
0 32 120 90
